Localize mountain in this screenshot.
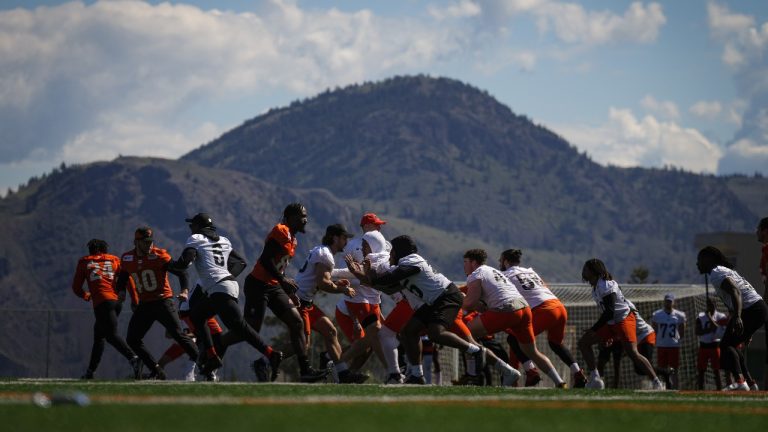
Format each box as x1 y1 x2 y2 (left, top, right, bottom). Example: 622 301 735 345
184 75 766 283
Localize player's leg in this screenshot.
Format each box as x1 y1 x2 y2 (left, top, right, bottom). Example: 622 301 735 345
622 341 658 381
379 300 413 382
712 347 723 389
156 298 198 361
271 291 322 381
126 303 162 378
400 315 428 383
84 304 107 378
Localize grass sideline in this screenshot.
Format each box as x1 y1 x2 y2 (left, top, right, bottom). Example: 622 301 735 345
2 379 767 432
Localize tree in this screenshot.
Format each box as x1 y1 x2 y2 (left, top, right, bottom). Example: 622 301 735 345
629 266 650 284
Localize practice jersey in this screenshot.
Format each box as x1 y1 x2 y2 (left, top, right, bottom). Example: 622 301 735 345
184 234 235 296
72 253 121 307
347 251 388 304
697 311 728 344
652 309 686 348
394 254 452 306
120 246 174 304
708 266 763 312
467 265 528 311
591 279 630 324
625 299 654 342
296 245 335 302
503 266 558 309
250 224 296 286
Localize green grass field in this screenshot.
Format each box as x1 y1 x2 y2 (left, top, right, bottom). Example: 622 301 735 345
2 379 767 432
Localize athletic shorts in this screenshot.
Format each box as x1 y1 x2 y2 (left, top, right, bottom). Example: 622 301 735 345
639 331 656 346
484 307 535 344
595 311 638 344
243 275 296 321
297 302 327 338
449 308 473 340
335 306 364 343
531 299 568 344
657 347 680 369
697 345 721 371
383 299 414 333
412 287 462 328
346 302 382 327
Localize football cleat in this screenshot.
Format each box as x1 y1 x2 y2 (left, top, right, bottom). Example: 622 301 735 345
205 371 218 382
748 380 759 392
404 374 427 385
573 369 588 388
525 368 542 387
300 367 329 383
501 368 522 387
81 370 94 380
723 382 750 391
585 376 605 389
556 382 569 389
148 365 167 380
326 360 338 384
251 358 269 382
268 351 284 382
130 357 143 380
385 373 405 384
338 370 369 384
651 377 666 391
200 355 223 376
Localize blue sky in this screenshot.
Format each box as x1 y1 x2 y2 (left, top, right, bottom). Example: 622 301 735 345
1 0 767 193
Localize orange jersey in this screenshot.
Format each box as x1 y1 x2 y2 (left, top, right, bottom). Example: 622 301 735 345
71 254 121 307
249 224 297 286
119 246 174 304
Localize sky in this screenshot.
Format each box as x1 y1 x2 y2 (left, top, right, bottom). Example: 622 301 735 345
1 0 767 194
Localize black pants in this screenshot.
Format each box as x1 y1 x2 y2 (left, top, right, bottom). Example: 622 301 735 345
127 298 198 369
720 300 768 378
87 301 135 372
190 291 270 357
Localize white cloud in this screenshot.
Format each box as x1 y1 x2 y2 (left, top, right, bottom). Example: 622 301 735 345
552 107 722 173
641 95 679 120
428 0 482 21
689 100 722 119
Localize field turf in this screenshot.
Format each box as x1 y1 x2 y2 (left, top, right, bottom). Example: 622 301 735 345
2 379 767 432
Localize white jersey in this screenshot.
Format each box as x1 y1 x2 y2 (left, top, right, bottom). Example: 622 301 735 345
697 311 728 344
336 296 350 316
467 265 528 311
624 299 654 342
394 254 452 306
709 266 763 312
344 247 384 305
184 234 237 297
591 279 630 324
651 309 686 348
295 245 336 302
503 266 558 309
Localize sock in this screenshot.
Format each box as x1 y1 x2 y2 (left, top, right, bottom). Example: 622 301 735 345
335 362 349 373
264 346 274 357
379 327 401 374
570 363 581 374
523 360 535 371
545 367 565 385
466 344 480 354
495 361 514 373
590 369 601 379
298 355 311 373
409 364 424 377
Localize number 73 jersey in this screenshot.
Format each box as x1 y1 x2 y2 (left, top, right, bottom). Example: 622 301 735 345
651 308 686 348
120 246 174 304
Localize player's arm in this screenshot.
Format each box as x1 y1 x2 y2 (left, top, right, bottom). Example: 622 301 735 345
228 249 247 278
71 261 91 301
367 264 420 295
258 238 297 292
462 279 483 312
169 247 197 270
166 262 190 293
115 270 138 305
694 317 707 335
650 315 658 333
590 293 616 332
678 317 685 337
314 261 355 297
721 278 744 334
345 254 371 284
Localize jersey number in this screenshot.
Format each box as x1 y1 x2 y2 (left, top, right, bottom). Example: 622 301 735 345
211 243 225 267
659 323 677 339
131 270 159 293
88 261 114 281
299 252 313 273
401 279 424 298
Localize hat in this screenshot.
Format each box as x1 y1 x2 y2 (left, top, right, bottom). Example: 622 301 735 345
325 223 354 239
664 293 675 301
134 226 153 240
185 213 214 228
360 213 386 226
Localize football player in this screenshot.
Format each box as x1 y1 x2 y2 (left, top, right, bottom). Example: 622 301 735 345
116 227 198 379
651 293 686 389
71 239 140 379
578 258 664 390
695 298 727 390
294 224 367 383
499 249 587 388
